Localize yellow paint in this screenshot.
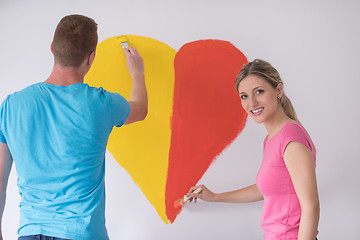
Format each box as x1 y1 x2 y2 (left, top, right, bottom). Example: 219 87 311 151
85 35 176 224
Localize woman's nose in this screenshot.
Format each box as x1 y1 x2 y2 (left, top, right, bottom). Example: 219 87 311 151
249 94 258 108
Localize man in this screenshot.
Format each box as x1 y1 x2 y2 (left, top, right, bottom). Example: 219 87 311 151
0 14 147 240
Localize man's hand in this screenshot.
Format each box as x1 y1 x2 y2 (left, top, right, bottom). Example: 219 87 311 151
123 47 144 79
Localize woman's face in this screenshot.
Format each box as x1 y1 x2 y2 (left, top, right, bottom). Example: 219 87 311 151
237 74 281 124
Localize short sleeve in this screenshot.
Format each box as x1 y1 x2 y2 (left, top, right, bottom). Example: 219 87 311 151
110 92 130 127
280 122 314 157
0 127 5 143
0 99 7 143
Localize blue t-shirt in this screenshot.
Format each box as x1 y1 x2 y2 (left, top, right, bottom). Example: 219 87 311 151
0 82 130 240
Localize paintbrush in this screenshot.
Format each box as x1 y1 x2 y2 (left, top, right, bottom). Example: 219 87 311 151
173 187 202 208
116 36 129 49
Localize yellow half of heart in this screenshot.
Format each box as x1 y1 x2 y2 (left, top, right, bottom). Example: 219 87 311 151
85 35 176 224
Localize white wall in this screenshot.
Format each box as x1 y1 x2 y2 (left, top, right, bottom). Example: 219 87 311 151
1 0 359 239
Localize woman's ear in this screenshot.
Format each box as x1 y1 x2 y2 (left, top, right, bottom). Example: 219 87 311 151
276 83 283 99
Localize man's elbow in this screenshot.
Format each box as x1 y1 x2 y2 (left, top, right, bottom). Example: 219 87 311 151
138 101 148 120
143 108 148 120
133 105 148 123
139 108 148 121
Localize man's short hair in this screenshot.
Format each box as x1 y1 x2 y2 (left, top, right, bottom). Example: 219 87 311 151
52 14 98 67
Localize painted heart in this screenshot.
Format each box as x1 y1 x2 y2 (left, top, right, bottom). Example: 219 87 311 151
85 35 248 224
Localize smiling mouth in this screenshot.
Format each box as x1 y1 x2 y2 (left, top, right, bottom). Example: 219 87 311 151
251 107 264 114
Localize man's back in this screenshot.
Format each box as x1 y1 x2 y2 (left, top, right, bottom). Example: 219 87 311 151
0 82 130 239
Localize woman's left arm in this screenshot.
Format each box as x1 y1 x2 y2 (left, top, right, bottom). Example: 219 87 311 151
284 141 320 240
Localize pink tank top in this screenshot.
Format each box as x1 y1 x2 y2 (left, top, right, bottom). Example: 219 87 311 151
256 122 316 239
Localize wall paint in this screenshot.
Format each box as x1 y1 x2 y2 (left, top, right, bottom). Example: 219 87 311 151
1 1 360 239
86 36 248 224
86 35 176 224
166 40 248 223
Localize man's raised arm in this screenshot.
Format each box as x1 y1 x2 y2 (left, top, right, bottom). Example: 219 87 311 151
123 47 148 125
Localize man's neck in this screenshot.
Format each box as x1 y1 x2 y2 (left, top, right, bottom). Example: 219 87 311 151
44 64 85 86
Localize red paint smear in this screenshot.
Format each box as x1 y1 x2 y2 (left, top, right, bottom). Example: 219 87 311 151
166 40 248 223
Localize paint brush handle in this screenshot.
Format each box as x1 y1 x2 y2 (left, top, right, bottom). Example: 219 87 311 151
193 187 202 194
184 187 202 202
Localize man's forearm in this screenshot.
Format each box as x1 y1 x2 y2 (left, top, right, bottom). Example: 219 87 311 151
130 73 147 113
124 73 148 125
0 143 14 240
123 47 148 124
0 190 6 240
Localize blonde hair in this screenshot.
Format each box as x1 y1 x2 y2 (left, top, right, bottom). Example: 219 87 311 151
235 59 299 123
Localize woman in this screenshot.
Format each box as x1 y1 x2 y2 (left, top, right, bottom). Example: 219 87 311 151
188 59 320 240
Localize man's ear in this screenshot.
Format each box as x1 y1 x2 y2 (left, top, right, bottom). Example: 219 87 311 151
88 50 96 66
50 42 54 54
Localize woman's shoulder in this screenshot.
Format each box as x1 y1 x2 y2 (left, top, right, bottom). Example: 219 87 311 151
280 121 310 144
280 121 315 154
281 121 309 136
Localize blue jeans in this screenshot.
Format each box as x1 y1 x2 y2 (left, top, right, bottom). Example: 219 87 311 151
18 235 69 240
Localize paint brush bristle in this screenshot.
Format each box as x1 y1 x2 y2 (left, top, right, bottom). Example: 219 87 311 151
173 197 185 208
116 36 129 49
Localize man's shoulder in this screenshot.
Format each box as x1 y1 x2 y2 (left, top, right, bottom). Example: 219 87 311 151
4 83 41 102
11 82 41 95
84 84 125 100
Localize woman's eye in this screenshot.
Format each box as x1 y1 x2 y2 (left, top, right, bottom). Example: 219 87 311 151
256 89 264 94
240 95 247 99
